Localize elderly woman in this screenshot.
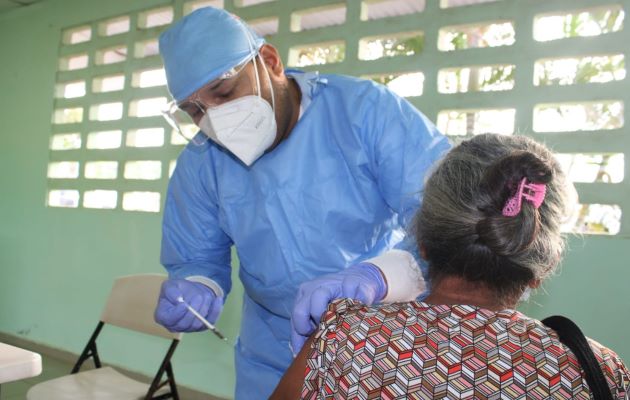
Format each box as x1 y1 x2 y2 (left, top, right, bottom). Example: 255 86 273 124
271 134 630 399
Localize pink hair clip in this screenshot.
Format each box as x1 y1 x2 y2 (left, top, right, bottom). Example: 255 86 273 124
502 177 547 217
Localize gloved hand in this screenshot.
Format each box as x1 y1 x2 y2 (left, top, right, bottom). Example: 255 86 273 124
154 279 224 332
290 263 387 354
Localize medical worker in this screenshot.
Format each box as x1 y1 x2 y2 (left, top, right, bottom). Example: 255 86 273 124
154 7 450 399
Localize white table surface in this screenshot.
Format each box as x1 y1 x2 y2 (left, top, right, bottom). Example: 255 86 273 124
0 342 42 384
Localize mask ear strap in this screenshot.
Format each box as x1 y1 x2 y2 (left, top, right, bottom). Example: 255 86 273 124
258 56 275 111
238 20 264 102
250 53 262 99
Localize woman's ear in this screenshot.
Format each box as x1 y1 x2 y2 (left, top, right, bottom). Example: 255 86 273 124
528 279 541 289
419 243 427 260
259 44 284 77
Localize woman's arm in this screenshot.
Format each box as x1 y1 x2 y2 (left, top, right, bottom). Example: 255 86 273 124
269 335 315 400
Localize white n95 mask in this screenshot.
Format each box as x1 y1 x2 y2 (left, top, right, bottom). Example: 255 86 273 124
198 94 277 166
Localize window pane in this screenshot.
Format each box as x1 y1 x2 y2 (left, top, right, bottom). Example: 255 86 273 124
359 31 424 60
361 0 425 21
441 0 500 8
132 68 167 88
56 81 86 98
288 42 345 67
85 161 118 179
96 46 127 65
534 55 625 86
83 190 117 209
129 97 167 117
90 102 123 121
438 65 515 93
438 21 515 51
53 108 83 124
48 162 80 179
139 7 173 29
124 161 162 180
134 39 160 58
48 190 79 208
93 74 125 93
99 16 130 36
126 128 165 148
562 203 621 235
59 54 89 71
235 0 275 6
555 153 624 184
63 26 91 44
366 72 424 97
122 191 161 212
50 133 82 151
184 0 224 15
437 109 515 136
87 130 122 149
534 6 624 42
291 4 346 32
248 17 279 37
534 101 624 132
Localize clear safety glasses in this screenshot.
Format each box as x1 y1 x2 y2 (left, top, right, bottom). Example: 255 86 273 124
161 54 255 145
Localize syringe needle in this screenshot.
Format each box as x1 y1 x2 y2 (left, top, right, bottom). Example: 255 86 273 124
177 297 227 341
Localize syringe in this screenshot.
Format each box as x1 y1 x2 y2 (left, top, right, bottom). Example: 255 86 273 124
176 296 227 341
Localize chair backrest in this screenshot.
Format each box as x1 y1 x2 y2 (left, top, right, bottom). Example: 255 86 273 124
100 274 182 340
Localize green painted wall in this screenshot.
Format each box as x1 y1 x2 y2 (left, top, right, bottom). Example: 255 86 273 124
521 236 630 362
0 1 240 398
0 1 629 400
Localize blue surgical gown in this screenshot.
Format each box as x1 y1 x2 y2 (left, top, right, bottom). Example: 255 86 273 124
161 71 451 399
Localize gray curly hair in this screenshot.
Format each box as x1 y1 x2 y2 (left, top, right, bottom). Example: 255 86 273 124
415 134 574 303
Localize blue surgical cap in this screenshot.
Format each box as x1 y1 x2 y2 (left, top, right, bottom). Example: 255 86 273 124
159 7 265 102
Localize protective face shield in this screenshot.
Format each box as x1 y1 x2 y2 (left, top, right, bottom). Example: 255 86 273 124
161 17 277 166
162 55 277 166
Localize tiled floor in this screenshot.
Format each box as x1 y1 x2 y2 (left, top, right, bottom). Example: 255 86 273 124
1 353 73 400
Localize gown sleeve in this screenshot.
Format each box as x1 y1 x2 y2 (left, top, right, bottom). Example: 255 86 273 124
360 83 451 302
160 149 234 297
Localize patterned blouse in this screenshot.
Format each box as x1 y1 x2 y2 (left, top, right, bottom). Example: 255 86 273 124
302 299 630 399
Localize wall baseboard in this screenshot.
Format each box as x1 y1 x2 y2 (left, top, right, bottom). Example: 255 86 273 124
0 331 227 400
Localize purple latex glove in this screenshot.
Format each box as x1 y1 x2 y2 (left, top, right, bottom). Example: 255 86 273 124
154 279 224 332
290 263 387 354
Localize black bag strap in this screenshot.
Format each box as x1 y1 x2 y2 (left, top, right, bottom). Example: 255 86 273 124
542 315 614 400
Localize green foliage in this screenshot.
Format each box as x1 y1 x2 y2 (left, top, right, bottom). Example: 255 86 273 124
326 43 346 64
575 56 624 84
296 43 345 66
371 74 397 86
450 32 467 50
596 9 623 33
479 66 515 89
380 34 424 57
597 103 623 130
563 8 624 37
537 55 625 86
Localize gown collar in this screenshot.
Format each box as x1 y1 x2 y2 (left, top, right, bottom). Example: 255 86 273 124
286 70 327 120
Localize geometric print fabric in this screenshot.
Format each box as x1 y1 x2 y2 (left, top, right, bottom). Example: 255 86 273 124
302 299 630 399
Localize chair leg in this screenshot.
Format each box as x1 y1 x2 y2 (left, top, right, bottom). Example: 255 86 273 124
146 340 179 400
145 362 179 400
150 393 174 400
71 322 105 373
166 362 179 400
